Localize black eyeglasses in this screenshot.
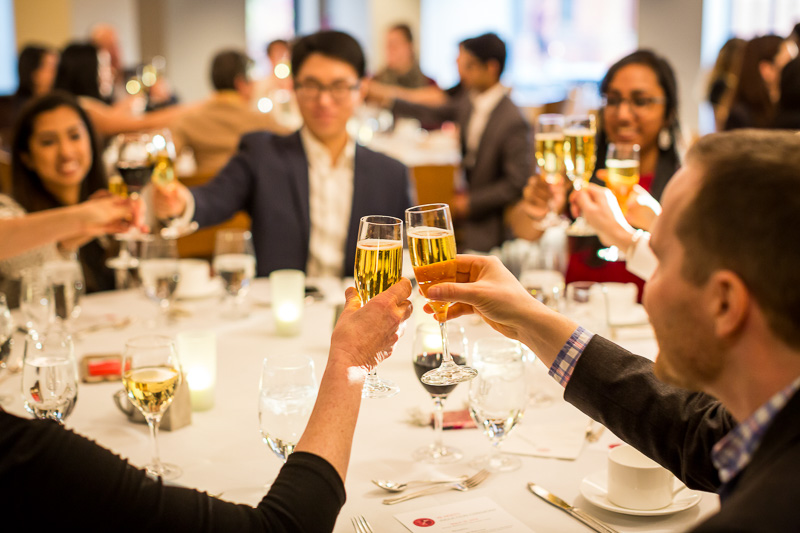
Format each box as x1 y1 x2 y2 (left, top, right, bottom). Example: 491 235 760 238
295 80 360 102
602 95 665 111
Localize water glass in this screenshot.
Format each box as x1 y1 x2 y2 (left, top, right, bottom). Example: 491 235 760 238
19 266 54 333
139 237 180 323
213 229 256 318
22 327 78 424
43 259 85 328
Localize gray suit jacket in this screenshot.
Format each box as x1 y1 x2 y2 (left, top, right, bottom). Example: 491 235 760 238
394 92 531 251
568 335 800 532
190 131 411 277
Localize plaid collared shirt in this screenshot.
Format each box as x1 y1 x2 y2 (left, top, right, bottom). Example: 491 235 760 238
547 326 594 386
712 375 800 484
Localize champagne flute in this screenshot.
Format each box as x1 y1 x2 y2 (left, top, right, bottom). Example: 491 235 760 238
122 335 182 480
534 114 567 228
21 326 78 424
354 215 403 399
406 203 477 386
212 229 257 319
138 237 181 324
411 321 468 463
259 355 317 461
564 114 598 236
601 143 640 261
468 338 527 472
151 129 198 239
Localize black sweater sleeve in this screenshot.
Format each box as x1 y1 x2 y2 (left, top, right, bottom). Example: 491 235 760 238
0 410 345 532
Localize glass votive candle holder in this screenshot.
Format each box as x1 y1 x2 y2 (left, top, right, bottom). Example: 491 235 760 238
270 269 305 336
176 330 217 411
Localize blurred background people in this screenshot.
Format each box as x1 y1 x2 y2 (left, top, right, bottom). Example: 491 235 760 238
373 23 436 90
172 49 289 176
13 45 59 113
774 56 800 129
724 35 783 130
252 38 302 130
706 37 745 132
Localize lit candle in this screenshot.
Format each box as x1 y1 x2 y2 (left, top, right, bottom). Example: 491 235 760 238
176 331 217 411
270 269 305 336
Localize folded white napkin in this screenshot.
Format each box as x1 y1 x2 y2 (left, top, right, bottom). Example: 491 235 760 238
502 399 590 460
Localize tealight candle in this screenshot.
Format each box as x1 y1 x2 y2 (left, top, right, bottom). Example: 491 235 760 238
176 331 217 411
270 269 305 336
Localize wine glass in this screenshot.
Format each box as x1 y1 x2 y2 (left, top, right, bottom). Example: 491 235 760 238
601 143 640 261
138 237 181 324
406 203 477 386
122 335 182 479
564 114 598 236
411 321 468 463
468 337 527 472
354 215 403 399
213 229 257 319
151 129 198 239
43 258 85 331
534 114 567 228
0 293 15 404
21 326 78 424
19 266 54 333
107 132 155 271
259 355 317 461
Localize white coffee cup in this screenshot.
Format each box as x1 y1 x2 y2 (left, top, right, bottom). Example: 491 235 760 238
176 259 212 298
607 444 674 510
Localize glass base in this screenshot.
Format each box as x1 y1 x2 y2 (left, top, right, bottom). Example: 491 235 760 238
421 363 478 386
106 256 140 270
145 462 182 480
362 376 399 399
470 452 521 472
566 216 596 237
412 443 463 464
597 245 623 262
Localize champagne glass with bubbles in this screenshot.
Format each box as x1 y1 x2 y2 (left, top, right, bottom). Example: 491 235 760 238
406 203 477 386
22 326 78 424
354 215 403 399
213 229 256 318
534 114 567 228
564 114 598 236
123 335 182 479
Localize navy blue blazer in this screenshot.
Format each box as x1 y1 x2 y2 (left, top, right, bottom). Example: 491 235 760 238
190 131 411 277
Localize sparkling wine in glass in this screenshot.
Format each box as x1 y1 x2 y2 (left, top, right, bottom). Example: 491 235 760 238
411 321 468 463
406 203 477 386
354 215 403 399
122 335 182 480
138 237 180 323
22 326 78 424
468 337 527 472
213 229 257 319
600 143 640 261
564 114 598 236
534 114 567 228
259 355 317 461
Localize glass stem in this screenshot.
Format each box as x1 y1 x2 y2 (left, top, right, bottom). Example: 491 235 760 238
439 318 454 365
432 396 445 451
147 414 163 471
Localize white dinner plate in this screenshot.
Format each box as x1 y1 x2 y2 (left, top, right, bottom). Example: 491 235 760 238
579 470 702 516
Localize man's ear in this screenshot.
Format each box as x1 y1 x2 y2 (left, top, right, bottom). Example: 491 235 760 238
706 270 749 340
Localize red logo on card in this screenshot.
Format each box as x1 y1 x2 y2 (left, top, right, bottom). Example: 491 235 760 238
413 518 436 527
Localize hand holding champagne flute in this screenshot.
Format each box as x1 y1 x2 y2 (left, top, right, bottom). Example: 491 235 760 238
564 114 598 236
354 215 403 399
605 143 641 215
406 204 477 386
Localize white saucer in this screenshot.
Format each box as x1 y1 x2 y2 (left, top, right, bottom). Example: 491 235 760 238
175 278 222 300
579 470 702 516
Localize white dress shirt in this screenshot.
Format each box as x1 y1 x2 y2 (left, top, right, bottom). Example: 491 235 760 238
463 83 507 169
300 127 356 278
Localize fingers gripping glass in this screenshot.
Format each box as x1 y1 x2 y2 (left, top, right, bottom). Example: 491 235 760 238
295 80 360 101
406 204 477 386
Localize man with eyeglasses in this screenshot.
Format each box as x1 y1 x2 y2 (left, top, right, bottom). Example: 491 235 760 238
154 30 411 278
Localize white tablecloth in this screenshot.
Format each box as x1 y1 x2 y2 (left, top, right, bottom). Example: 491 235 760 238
1 279 719 532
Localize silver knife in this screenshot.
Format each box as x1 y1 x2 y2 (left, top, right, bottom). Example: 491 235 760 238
528 482 619 533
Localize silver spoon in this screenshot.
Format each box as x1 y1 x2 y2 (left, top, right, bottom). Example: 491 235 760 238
372 475 468 493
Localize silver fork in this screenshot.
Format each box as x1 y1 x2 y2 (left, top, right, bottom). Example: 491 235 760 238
382 469 490 505
351 515 374 533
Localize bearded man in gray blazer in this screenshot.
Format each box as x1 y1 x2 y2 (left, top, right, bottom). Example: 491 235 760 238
392 33 530 252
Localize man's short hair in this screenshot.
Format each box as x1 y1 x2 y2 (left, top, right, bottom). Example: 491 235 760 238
211 50 252 91
460 33 507 76
390 23 413 44
266 39 289 58
291 30 365 78
678 130 800 348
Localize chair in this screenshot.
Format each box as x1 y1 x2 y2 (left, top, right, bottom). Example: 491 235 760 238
409 164 457 207
175 173 251 260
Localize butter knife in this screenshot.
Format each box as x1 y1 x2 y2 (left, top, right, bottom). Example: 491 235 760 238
527 483 619 533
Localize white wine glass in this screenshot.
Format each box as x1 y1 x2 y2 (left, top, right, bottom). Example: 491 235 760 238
21 326 78 424
152 129 198 239
122 335 182 480
564 114 598 236
138 237 181 324
259 355 317 461
534 114 567 229
19 266 54 333
468 337 527 472
600 143 640 261
355 215 403 399
411 321 468 463
406 203 477 386
213 229 257 319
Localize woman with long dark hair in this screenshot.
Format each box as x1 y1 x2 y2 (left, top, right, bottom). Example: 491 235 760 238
14 45 58 107
724 35 783 130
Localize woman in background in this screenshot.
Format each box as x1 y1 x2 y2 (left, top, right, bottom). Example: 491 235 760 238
13 45 59 113
724 35 783 130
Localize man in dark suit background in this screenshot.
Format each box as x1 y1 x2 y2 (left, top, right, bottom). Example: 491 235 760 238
422 130 800 531
392 33 530 252
155 30 410 277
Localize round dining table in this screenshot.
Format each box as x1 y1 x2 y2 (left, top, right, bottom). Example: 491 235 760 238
1 277 720 532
